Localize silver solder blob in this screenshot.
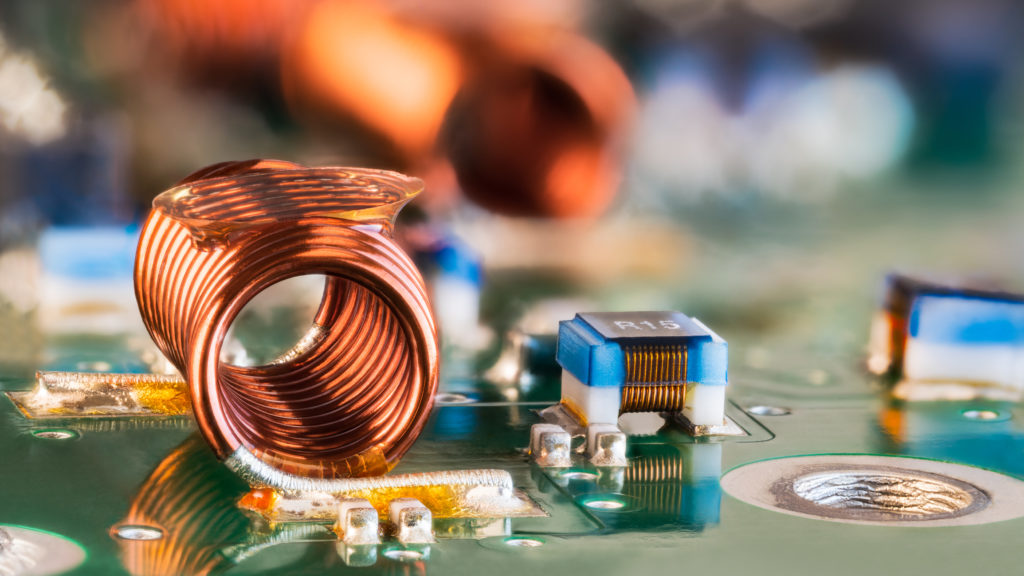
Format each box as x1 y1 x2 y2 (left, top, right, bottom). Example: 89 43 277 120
791 471 978 516
226 446 515 494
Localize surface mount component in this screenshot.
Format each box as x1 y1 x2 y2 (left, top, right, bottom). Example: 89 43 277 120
869 274 1024 395
556 311 728 427
134 159 439 483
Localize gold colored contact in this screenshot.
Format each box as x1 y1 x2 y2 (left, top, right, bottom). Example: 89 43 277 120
619 383 687 414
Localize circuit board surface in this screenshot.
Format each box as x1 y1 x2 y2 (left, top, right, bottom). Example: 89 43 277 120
4 185 1024 575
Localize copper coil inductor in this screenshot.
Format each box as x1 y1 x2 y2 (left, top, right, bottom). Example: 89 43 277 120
134 159 439 482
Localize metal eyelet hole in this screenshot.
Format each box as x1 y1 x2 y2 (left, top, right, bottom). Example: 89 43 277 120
748 405 791 416
504 536 544 548
560 470 599 481
435 393 475 405
579 494 632 511
383 548 425 562
112 525 164 541
962 409 1001 421
31 429 79 440
721 455 1024 527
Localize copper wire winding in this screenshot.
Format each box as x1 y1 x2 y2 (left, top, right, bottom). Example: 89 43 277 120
135 160 438 480
619 383 687 414
620 344 687 414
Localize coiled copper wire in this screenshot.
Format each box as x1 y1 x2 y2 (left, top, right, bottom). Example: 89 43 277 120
135 159 438 480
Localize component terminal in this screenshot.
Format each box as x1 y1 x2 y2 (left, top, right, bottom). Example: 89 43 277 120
529 424 572 468
335 498 380 545
389 498 435 545
587 423 627 467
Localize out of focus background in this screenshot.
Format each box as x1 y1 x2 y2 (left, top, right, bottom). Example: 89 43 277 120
1 0 1024 380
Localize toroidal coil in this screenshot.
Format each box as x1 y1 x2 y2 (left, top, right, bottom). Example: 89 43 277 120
134 159 439 484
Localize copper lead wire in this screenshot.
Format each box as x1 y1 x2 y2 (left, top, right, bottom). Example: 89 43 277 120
135 159 439 482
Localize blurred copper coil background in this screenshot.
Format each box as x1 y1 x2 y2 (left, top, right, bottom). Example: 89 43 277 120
441 31 634 217
135 159 439 480
133 0 635 218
